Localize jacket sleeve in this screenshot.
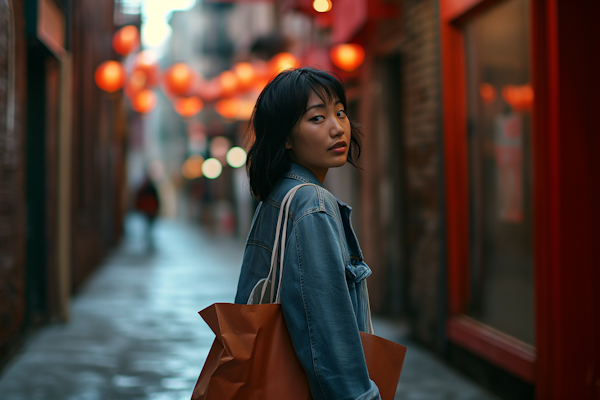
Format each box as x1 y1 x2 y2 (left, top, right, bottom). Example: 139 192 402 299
280 211 381 400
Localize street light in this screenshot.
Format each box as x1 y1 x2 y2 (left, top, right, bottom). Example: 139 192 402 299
313 0 332 12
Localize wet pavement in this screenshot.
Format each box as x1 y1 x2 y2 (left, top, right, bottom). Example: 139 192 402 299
0 215 499 400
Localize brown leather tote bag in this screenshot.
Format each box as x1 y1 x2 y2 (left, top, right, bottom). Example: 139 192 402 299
191 185 407 400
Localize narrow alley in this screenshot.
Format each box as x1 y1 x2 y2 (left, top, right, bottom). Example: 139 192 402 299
0 215 499 400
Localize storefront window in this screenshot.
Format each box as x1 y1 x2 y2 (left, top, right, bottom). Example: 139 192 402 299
464 0 534 344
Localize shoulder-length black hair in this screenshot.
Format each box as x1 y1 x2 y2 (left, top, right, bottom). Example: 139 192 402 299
246 67 363 200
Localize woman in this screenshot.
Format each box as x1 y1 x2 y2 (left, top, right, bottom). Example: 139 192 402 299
234 67 380 400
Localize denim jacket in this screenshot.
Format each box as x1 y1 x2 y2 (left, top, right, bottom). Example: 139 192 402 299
234 163 381 400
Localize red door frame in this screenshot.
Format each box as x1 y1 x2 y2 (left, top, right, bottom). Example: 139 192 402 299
440 0 600 398
530 1 600 399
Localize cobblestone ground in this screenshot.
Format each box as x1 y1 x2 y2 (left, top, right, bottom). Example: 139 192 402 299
0 215 499 400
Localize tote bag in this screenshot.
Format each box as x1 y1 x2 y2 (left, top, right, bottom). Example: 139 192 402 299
191 184 407 400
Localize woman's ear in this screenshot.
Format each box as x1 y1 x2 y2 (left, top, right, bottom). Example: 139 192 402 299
285 137 293 150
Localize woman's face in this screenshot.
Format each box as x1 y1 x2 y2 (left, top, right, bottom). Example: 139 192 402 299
286 90 351 183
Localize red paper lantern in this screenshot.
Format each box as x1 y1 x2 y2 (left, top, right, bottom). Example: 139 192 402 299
174 97 204 118
134 50 161 88
131 89 157 114
124 70 147 98
479 83 497 104
502 84 534 112
112 25 140 56
94 61 127 93
233 62 255 91
269 52 299 76
163 63 197 97
215 98 241 120
197 79 222 103
330 44 365 72
218 71 239 98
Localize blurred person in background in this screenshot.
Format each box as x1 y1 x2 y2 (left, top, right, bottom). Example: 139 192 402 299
134 174 161 249
235 68 380 400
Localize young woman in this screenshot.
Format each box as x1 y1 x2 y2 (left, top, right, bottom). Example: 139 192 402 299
234 67 380 400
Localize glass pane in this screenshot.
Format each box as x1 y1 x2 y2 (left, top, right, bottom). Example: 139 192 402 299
464 0 534 344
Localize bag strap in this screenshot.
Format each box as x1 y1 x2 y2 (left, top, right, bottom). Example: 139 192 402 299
259 183 317 304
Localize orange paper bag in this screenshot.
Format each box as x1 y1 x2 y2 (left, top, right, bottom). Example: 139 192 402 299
191 302 407 400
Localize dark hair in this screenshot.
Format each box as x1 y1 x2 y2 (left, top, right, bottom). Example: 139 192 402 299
246 67 363 200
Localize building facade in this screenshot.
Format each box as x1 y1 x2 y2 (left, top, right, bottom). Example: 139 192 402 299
277 0 600 399
0 0 128 369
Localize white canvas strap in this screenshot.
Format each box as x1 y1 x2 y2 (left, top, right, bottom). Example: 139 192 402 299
259 183 317 304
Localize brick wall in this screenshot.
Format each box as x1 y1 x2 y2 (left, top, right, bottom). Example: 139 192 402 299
0 0 27 365
359 0 443 349
400 0 443 348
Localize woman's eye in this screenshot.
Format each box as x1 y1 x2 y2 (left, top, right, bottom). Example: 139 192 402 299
311 116 324 122
337 110 347 117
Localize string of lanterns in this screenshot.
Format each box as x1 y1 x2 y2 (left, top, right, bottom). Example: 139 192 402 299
95 25 365 180
95 25 365 115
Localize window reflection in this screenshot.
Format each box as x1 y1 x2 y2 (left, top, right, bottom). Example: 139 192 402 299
464 0 534 344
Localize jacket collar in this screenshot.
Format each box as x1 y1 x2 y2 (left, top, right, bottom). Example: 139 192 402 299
284 163 325 187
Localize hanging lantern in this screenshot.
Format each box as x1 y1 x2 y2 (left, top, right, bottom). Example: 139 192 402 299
134 50 161 88
174 96 204 118
112 25 140 56
124 69 147 98
236 99 256 121
479 83 497 104
218 71 239 98
502 84 534 112
215 98 241 120
313 0 333 12
233 62 255 91
197 79 222 103
269 52 299 76
330 44 365 72
94 61 127 93
131 89 157 114
163 63 197 97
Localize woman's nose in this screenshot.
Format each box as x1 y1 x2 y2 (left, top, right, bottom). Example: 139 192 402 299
329 117 344 137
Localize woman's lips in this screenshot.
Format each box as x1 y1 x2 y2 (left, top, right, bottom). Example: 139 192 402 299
329 145 347 154
329 141 347 153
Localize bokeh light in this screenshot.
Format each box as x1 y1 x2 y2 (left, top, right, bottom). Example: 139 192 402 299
479 83 497 104
112 25 140 56
210 136 231 160
174 97 204 118
94 61 127 93
233 62 255 90
202 158 222 179
226 147 247 168
313 0 333 13
215 98 241 119
181 154 204 179
163 63 197 96
131 89 157 113
269 52 299 76
330 44 365 72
